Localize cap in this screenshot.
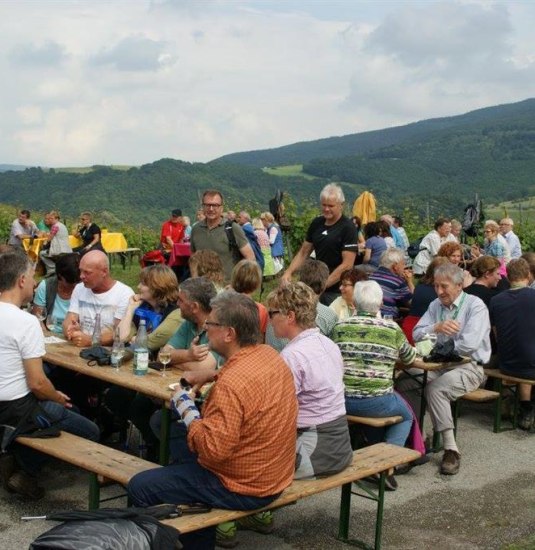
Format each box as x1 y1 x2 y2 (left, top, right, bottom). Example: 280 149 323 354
171 209 182 217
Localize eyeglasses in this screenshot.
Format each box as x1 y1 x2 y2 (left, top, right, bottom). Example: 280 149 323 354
268 310 281 319
340 282 353 288
202 203 222 209
204 320 224 328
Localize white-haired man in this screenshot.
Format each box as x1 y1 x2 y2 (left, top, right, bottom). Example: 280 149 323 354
282 183 359 305
397 263 490 475
369 248 414 319
499 218 521 259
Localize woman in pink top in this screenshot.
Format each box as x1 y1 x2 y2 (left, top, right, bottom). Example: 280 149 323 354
267 282 352 479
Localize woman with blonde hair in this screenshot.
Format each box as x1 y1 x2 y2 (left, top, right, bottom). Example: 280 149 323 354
252 218 276 276
260 211 284 274
107 264 181 461
472 221 507 263
117 263 181 351
266 281 352 479
189 249 225 292
230 259 268 336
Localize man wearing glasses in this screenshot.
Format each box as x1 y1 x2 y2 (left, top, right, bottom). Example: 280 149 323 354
128 292 297 549
190 189 255 281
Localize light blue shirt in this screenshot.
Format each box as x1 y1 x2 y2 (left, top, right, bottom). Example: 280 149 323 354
33 279 70 333
413 292 491 364
504 230 522 259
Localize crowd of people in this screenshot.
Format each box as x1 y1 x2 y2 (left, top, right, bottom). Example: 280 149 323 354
1 185 534 550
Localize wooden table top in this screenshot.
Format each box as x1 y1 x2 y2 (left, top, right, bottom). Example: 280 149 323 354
45 340 183 402
396 356 471 371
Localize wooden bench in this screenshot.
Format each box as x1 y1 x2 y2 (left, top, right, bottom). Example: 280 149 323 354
16 431 160 509
431 388 500 450
162 443 420 550
485 369 535 432
346 415 403 451
454 388 500 435
347 415 403 428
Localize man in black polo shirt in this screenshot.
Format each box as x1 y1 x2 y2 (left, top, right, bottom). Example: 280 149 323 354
489 258 535 430
282 183 358 305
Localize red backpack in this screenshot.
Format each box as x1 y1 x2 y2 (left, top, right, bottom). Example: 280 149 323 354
140 249 166 267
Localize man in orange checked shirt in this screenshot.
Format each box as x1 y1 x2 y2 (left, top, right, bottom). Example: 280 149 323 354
128 291 298 550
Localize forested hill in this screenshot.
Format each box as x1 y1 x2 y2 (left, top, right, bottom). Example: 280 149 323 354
213 98 535 169
0 159 335 229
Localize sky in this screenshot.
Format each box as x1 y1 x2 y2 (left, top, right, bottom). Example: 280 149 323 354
1 0 535 167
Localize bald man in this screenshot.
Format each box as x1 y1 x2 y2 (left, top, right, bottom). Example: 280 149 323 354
499 218 522 259
63 250 134 347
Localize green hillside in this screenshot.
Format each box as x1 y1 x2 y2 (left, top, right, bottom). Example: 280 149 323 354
0 158 346 229
213 98 535 168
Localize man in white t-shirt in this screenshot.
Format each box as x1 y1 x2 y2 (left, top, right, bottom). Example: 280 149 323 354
0 248 99 499
63 250 134 347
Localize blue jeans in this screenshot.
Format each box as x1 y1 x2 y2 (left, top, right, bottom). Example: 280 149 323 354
345 391 412 447
128 455 280 550
150 409 194 463
14 400 100 474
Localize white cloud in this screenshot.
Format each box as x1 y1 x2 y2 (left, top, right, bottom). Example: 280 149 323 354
0 0 534 166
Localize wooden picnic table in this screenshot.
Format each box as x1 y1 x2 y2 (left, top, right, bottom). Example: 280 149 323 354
396 356 471 431
44 339 183 464
22 237 48 262
69 231 128 252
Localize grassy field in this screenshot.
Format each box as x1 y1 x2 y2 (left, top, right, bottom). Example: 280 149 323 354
262 164 318 180
47 165 134 174
485 196 535 224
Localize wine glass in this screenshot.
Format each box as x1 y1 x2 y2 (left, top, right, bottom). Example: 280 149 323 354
35 307 47 323
158 346 172 377
46 314 57 333
111 341 125 372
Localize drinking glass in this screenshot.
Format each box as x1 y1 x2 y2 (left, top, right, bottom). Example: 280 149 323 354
111 342 125 373
158 346 172 377
46 314 57 333
35 307 47 323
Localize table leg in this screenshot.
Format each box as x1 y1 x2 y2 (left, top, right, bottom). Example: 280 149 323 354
159 405 170 465
418 371 428 432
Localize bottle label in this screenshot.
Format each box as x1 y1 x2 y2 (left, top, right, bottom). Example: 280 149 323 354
133 350 149 376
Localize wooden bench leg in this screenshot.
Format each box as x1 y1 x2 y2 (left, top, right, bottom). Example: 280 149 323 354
338 482 352 541
493 378 503 433
89 473 100 510
338 474 386 549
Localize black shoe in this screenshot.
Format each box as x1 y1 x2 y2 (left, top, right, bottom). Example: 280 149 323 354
440 450 460 475
7 471 45 500
518 406 535 431
363 473 398 491
0 454 16 488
